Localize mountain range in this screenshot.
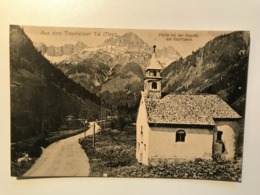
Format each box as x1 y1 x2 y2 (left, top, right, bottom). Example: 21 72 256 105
35 41 87 56
35 32 181 93
33 29 249 116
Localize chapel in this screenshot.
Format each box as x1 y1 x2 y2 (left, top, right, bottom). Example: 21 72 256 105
136 46 241 165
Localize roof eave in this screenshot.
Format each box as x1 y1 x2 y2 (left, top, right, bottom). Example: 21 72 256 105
213 117 242 121
148 122 215 129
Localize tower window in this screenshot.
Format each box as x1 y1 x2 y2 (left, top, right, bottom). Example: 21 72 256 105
149 70 156 76
176 130 186 142
152 82 157 89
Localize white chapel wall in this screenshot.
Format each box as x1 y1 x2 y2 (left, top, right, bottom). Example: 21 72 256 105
214 120 239 159
136 93 150 165
149 126 213 163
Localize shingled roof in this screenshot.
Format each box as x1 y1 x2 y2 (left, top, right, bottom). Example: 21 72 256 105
145 94 241 126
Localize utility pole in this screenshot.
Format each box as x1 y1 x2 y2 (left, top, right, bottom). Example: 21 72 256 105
102 109 104 133
100 103 102 135
84 120 86 138
93 122 95 149
100 100 106 136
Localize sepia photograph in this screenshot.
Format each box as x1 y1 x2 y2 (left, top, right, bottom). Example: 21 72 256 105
10 25 250 181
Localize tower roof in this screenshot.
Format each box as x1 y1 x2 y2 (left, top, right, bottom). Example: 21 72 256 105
146 45 162 70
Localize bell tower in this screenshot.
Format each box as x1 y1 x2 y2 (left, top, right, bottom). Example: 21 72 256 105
144 45 162 99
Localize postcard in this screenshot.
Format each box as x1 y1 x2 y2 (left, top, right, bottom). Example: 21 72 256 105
10 25 249 181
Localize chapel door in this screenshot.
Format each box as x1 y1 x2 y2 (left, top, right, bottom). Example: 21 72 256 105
140 153 143 163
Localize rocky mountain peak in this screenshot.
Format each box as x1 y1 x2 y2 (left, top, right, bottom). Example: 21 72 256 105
103 32 150 52
75 41 87 52
34 41 87 57
121 32 141 40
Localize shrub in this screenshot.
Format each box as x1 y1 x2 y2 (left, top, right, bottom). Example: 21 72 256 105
110 119 117 129
118 116 127 130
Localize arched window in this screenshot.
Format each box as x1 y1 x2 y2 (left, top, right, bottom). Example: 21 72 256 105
152 82 157 89
176 130 186 142
216 131 225 152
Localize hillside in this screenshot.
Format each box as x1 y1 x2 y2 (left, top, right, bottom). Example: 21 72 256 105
10 25 100 142
99 62 144 108
162 31 250 116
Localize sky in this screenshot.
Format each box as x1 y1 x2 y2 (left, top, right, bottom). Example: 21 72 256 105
23 25 231 57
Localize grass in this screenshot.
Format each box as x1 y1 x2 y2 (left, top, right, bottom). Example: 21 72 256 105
111 158 242 181
46 128 86 143
80 126 136 177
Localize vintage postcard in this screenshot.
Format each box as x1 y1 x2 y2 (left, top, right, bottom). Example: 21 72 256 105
10 25 249 181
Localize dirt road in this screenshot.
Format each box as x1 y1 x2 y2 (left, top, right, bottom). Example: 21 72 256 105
23 122 100 177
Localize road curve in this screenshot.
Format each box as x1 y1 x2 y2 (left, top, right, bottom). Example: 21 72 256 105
23 122 99 177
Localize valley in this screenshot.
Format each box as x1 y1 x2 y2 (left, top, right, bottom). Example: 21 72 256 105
34 32 181 108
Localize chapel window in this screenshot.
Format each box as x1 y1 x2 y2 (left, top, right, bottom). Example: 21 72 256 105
152 82 157 89
217 131 223 142
176 130 186 142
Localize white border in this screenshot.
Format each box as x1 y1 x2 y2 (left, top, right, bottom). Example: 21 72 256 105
1 1 260 194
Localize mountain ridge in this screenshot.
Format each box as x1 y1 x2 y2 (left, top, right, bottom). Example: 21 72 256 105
10 25 100 142
35 41 87 56
161 31 250 115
